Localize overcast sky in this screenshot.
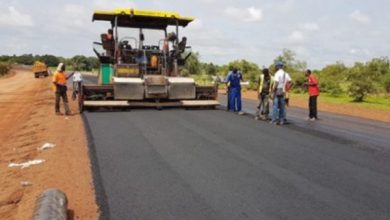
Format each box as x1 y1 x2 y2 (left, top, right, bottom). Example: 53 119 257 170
1 0 389 69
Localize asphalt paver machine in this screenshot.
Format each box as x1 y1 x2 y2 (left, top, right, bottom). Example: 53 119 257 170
79 8 219 112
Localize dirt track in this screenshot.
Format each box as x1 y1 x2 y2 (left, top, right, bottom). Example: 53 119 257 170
0 69 98 219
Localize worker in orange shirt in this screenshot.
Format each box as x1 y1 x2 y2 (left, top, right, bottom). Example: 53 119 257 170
53 63 74 115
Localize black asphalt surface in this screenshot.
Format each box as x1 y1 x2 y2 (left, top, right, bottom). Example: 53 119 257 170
84 107 390 220
219 94 390 151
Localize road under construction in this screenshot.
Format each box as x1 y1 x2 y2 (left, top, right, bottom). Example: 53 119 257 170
80 74 390 220
1 7 390 220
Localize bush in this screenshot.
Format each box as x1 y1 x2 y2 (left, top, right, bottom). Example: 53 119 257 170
347 62 377 102
0 62 10 76
192 74 214 86
319 80 343 96
384 75 390 94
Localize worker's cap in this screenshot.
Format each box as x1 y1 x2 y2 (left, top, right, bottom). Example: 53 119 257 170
275 61 284 68
57 63 65 71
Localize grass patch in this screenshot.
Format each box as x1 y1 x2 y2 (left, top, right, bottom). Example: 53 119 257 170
291 92 390 110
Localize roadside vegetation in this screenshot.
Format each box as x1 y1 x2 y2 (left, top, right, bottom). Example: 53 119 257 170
0 54 99 71
2 51 389 107
181 50 390 107
0 62 10 76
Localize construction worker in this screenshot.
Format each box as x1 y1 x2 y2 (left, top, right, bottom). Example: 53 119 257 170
53 63 74 115
304 69 320 120
255 67 272 120
71 71 83 100
225 68 244 115
105 29 114 57
107 29 113 41
271 61 292 125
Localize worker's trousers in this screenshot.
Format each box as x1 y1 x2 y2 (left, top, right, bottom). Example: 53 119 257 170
256 93 270 118
309 95 318 119
228 87 242 112
272 95 286 123
55 91 70 114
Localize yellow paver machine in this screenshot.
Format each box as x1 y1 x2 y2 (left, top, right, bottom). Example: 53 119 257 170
79 8 219 112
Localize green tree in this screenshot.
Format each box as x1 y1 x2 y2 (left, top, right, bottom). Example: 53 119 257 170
365 57 390 93
319 62 347 96
181 52 201 76
40 54 60 67
87 56 100 70
347 62 377 102
16 54 34 65
384 75 390 95
203 62 219 76
70 55 96 71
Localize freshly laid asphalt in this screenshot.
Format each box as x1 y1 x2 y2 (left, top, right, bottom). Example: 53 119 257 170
84 107 390 220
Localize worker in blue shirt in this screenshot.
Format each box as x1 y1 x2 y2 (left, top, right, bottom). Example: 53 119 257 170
225 68 244 115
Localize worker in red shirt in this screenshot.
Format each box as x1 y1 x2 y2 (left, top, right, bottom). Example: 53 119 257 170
304 69 320 121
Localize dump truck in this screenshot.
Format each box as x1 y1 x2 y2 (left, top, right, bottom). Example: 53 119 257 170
32 61 49 78
78 8 219 112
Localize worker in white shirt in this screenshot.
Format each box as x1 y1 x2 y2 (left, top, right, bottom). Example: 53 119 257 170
72 71 83 100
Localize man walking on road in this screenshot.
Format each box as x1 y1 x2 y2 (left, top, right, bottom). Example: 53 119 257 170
271 61 292 125
225 68 244 115
305 69 320 120
53 63 74 115
255 67 272 120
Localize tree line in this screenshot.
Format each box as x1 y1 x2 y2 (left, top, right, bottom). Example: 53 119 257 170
182 49 390 102
0 54 100 71
1 51 389 102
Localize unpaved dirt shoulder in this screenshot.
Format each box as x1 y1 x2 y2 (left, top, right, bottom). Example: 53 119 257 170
0 69 98 219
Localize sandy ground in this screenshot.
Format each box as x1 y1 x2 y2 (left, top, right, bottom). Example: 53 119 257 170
223 90 390 123
0 69 98 219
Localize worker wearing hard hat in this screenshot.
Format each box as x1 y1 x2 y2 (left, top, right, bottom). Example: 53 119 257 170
225 68 244 115
53 63 74 115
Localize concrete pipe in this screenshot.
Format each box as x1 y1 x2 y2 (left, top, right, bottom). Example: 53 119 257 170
33 189 68 220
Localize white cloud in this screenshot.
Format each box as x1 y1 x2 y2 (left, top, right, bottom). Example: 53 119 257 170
0 6 34 27
348 48 371 57
349 10 371 24
224 6 263 22
288 30 304 43
300 22 319 31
